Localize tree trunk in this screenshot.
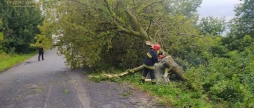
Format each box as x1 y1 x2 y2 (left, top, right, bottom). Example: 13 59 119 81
89 56 188 82
98 65 144 78
158 56 188 81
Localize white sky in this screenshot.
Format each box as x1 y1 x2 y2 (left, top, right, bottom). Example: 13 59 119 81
197 0 243 21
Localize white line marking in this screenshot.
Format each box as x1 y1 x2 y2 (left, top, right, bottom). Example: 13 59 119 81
44 85 52 108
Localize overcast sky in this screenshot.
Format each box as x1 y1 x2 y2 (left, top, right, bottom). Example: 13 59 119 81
197 0 243 21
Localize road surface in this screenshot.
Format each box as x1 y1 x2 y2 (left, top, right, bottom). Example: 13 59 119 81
0 48 167 108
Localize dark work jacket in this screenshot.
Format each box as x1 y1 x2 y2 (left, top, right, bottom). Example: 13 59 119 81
144 48 158 67
38 47 44 53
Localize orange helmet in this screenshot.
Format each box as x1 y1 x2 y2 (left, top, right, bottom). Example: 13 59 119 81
153 44 161 51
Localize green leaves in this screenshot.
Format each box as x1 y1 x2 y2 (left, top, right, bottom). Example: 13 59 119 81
0 18 2 30
234 0 254 37
41 0 115 68
30 34 52 51
183 46 254 107
225 0 254 51
0 32 2 41
198 16 226 36
0 1 43 53
0 19 2 41
167 0 202 18
40 0 206 72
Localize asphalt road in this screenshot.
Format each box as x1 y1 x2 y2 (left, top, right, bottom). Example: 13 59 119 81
0 48 168 108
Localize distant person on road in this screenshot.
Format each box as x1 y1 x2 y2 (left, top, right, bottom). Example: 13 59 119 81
38 44 44 61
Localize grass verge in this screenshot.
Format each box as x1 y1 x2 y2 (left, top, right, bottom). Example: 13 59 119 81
128 73 225 108
89 70 217 108
0 52 37 72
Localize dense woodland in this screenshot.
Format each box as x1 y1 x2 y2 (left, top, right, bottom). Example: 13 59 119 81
1 0 254 107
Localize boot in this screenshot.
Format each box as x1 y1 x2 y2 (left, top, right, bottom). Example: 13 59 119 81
152 82 156 85
140 79 145 84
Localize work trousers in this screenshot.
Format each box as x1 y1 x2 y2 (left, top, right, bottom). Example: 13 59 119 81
142 67 156 82
38 52 44 60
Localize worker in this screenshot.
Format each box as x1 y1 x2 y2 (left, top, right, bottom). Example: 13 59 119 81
38 44 44 61
141 44 162 85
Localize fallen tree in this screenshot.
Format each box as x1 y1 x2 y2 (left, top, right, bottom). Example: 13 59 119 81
85 1 189 82
41 0 200 82
88 55 187 82
89 42 188 82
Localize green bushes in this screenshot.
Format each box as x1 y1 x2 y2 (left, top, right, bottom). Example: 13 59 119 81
99 34 254 107
182 48 254 107
0 32 2 53
100 34 147 70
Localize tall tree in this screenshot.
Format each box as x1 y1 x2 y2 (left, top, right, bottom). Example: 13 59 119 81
167 0 202 18
198 16 226 36
234 0 254 37
0 0 44 53
223 0 254 51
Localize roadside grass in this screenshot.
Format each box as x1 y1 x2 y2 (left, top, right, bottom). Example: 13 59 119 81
123 73 215 108
89 70 218 108
0 52 37 72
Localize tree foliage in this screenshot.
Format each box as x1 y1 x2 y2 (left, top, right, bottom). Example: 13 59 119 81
100 34 147 69
234 0 254 37
186 42 254 107
223 0 254 51
0 0 43 53
0 18 2 30
0 19 3 52
167 0 202 18
40 0 203 69
198 16 226 36
183 0 254 105
0 18 3 41
30 20 54 52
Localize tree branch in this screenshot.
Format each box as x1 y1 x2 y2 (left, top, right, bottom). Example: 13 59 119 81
152 19 162 37
104 0 134 33
125 9 149 40
145 19 152 32
117 25 142 37
137 0 164 15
